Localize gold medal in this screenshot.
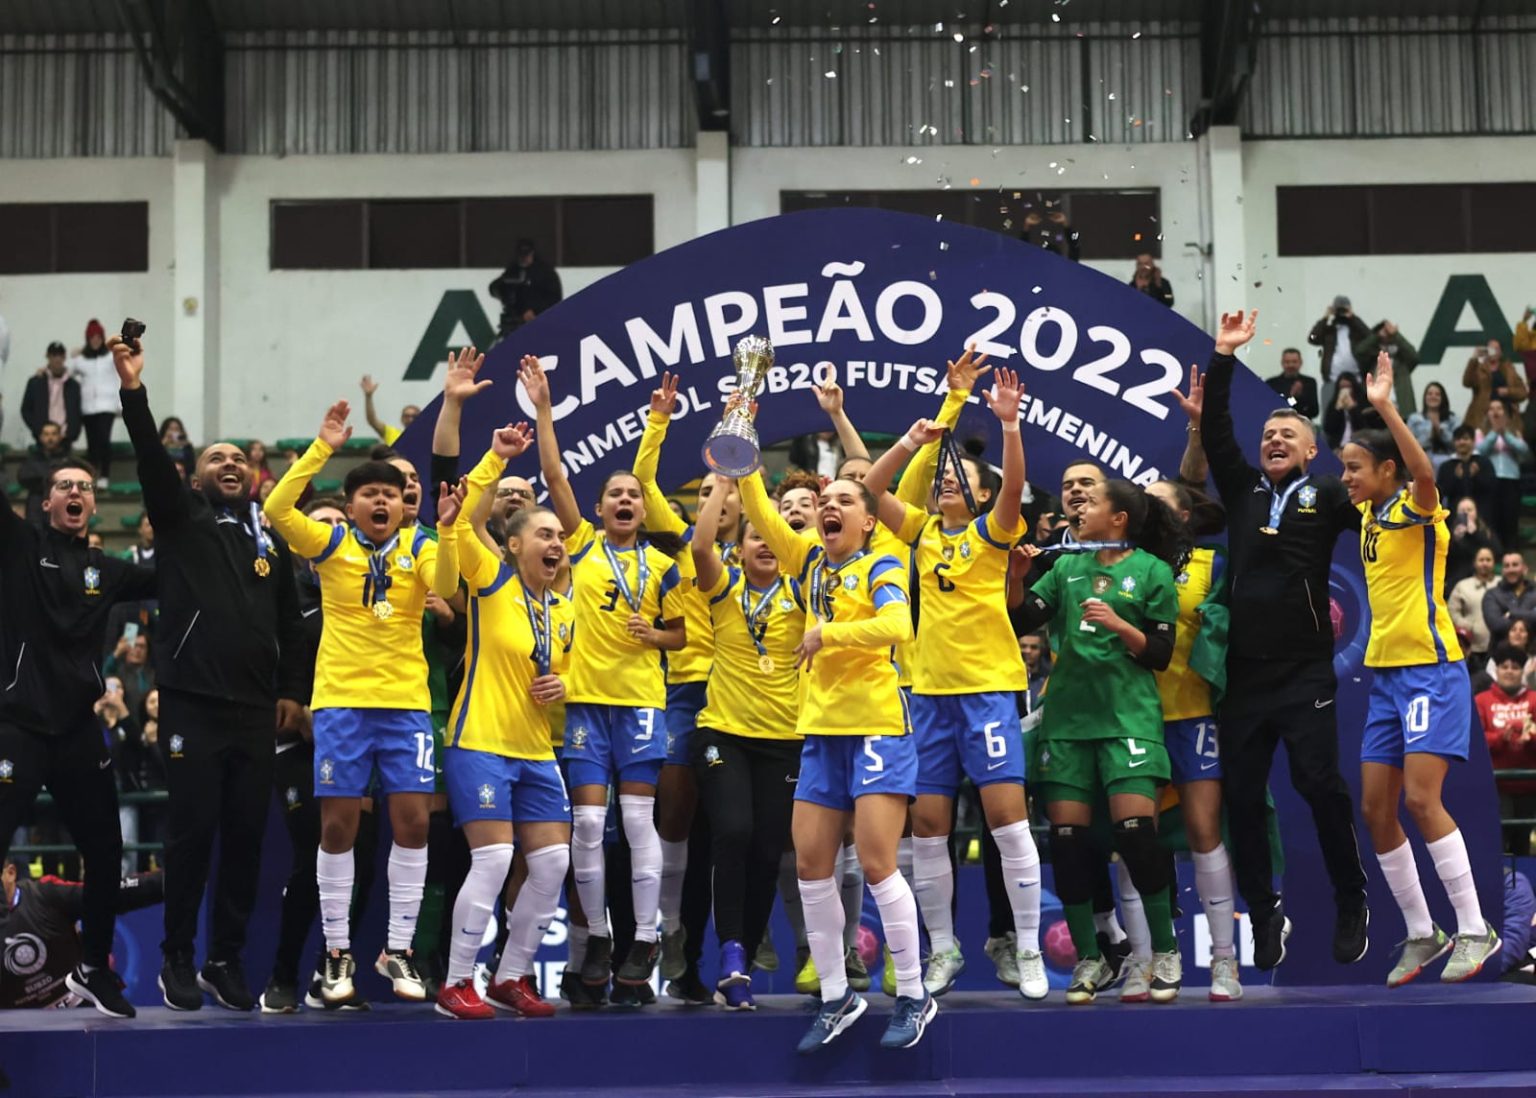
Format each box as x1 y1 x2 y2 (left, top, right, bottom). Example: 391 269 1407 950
253 557 271 578
373 600 394 621
758 654 775 674
1259 526 1278 535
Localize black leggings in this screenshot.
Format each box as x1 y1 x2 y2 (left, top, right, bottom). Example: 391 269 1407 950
82 412 114 481
692 728 800 952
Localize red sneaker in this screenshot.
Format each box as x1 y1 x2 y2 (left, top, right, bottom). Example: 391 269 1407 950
487 974 556 1017
435 978 494 1020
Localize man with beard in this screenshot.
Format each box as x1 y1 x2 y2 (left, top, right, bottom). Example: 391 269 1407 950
0 456 157 1018
112 335 308 1012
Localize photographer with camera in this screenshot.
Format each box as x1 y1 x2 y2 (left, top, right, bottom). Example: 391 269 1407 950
1463 340 1529 442
1308 295 1370 410
488 238 563 341
1128 253 1174 307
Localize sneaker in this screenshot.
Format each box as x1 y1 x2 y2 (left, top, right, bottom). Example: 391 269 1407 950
616 939 661 986
66 965 136 1019
1441 922 1501 983
1209 956 1243 1001
436 977 494 1019
198 959 255 1011
844 945 871 992
608 980 649 1009
320 949 357 1004
580 935 614 986
159 953 203 1011
1066 955 1114 1005
660 927 688 982
375 948 427 1001
752 937 780 973
487 974 556 1017
1149 950 1182 1003
985 934 1020 986
879 991 937 1050
1017 949 1049 1001
922 946 964 997
1388 926 1451 988
259 978 300 1014
796 988 868 1055
1333 902 1370 965
1098 933 1133 989
1119 955 1152 1003
665 970 713 1005
305 967 368 1011
718 940 751 989
715 981 757 1010
794 951 820 996
1253 907 1292 971
881 945 897 997
561 968 606 1011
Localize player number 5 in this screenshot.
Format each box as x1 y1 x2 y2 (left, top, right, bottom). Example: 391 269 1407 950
862 737 885 772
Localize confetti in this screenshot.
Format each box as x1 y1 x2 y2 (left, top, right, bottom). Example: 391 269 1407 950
1132 30 1141 38
1032 286 1042 294
905 156 923 164
969 177 980 186
1051 12 1060 21
772 14 781 23
824 70 837 77
935 214 944 222
1107 92 1117 101
940 242 950 251
1262 338 1273 344
929 271 937 280
1020 84 1030 92
944 79 955 87
953 31 965 42
934 21 944 30
1133 232 1142 241
1048 161 1058 168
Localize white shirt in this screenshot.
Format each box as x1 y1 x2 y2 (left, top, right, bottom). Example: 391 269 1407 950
1332 325 1359 379
815 438 841 480
72 354 122 416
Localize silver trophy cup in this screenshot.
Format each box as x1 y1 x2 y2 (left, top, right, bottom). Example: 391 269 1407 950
702 335 774 477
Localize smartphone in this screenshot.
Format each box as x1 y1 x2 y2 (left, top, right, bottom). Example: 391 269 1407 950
124 623 139 644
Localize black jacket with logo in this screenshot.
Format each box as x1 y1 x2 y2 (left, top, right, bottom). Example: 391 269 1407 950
0 508 156 736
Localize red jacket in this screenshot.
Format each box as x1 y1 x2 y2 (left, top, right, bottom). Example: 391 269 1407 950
1478 684 1536 795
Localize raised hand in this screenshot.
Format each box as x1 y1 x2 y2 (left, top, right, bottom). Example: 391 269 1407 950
1173 363 1204 424
1365 349 1394 408
443 346 490 403
983 367 1024 422
650 371 680 418
107 334 145 390
1213 309 1258 355
359 375 379 397
946 343 992 392
317 400 353 450
491 421 534 460
518 355 550 410
811 365 845 415
437 480 466 526
905 417 945 448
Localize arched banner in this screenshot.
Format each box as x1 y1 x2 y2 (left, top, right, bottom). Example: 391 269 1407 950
400 207 1501 985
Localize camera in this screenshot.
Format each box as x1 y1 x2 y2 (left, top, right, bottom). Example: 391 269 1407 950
121 317 146 352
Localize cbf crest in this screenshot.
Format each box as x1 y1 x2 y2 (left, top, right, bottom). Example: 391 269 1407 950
1120 575 1138 595
168 734 185 758
568 727 588 751
83 567 101 596
1298 485 1318 510
395 553 415 572
842 574 859 592
477 783 496 809
704 745 723 768
319 758 336 784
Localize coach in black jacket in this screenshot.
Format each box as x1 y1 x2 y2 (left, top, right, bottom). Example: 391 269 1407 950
0 455 156 1018
111 336 306 1014
1199 309 1369 973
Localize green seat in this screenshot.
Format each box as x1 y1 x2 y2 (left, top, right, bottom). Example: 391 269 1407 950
110 440 135 458
313 478 343 494
88 514 101 530
5 483 24 501
107 482 142 499
342 436 382 453
276 438 314 453
120 511 144 529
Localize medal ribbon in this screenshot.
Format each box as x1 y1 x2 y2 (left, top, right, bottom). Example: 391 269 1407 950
810 548 869 621
601 538 649 613
352 527 401 609
521 579 553 676
1265 474 1311 532
222 503 272 569
1039 539 1132 556
739 576 783 660
932 429 978 516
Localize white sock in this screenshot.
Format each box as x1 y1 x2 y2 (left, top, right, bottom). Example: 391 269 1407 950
568 924 589 970
499 844 570 983
800 876 848 1001
839 842 865 950
912 835 956 955
992 820 1042 954
896 836 915 890
317 848 354 951
571 805 610 937
1192 844 1237 960
1116 859 1152 960
869 871 923 999
1377 839 1434 940
619 794 662 943
448 843 512 982
779 852 807 949
1093 909 1128 944
387 843 429 952
1426 830 1484 937
659 837 688 935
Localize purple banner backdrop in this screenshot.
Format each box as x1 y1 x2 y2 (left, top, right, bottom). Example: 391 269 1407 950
106 207 1502 1003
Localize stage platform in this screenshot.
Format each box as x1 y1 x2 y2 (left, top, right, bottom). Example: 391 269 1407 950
3 984 1534 1097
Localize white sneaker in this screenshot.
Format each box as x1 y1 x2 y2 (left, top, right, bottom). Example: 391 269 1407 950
1209 955 1243 1001
984 934 1019 985
921 947 965 997
1119 955 1152 1002
1149 950 1182 1003
1016 949 1048 1001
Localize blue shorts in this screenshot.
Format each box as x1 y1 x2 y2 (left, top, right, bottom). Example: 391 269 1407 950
796 734 917 812
1361 663 1472 767
445 747 571 825
313 707 434 798
664 682 707 766
911 691 1024 795
1165 716 1223 784
561 703 666 788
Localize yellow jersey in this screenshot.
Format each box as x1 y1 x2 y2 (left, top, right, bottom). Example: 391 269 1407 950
739 472 913 738
696 566 806 740
441 449 577 759
633 410 713 685
903 507 1027 695
1156 546 1222 721
564 520 687 708
1359 489 1462 668
266 439 437 712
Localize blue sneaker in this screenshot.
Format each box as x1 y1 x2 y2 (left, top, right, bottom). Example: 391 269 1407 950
795 988 868 1055
714 981 756 1011
879 991 937 1050
718 940 750 989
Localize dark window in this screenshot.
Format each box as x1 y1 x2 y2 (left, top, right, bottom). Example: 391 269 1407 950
780 189 1160 260
0 201 148 274
1278 182 1536 256
271 196 654 270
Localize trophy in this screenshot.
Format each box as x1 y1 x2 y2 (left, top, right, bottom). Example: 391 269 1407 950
701 335 773 477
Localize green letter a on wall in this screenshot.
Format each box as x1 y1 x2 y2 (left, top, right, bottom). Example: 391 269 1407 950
403 291 497 380
1417 275 1513 365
